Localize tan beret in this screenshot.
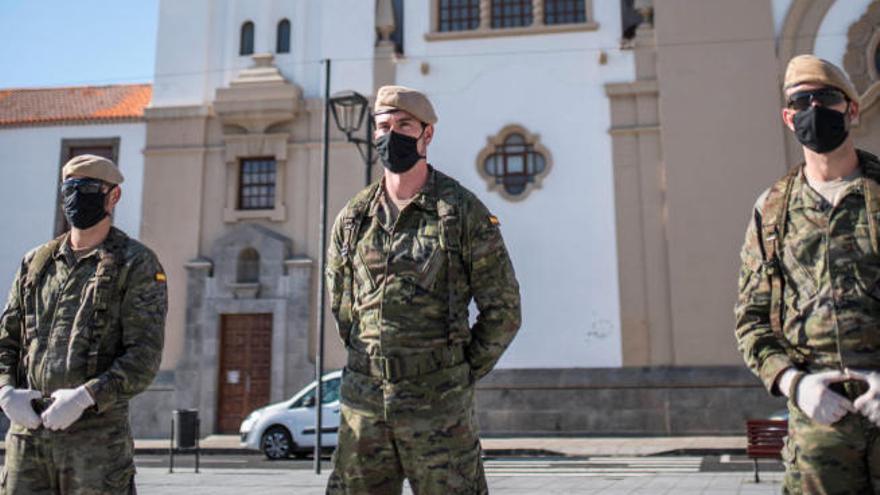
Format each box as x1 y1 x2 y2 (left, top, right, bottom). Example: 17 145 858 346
374 85 438 124
62 154 124 185
784 54 859 105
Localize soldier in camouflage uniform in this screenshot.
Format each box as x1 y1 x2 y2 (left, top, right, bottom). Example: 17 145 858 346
0 155 167 494
735 55 880 493
325 86 521 494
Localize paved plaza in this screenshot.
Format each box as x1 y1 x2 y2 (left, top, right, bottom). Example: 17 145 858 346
136 461 784 495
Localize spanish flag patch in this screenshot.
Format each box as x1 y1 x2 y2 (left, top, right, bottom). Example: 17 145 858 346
488 215 500 226
156 273 167 283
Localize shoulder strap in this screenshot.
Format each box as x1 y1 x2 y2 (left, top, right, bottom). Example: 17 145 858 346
336 183 381 346
24 237 64 292
757 165 804 364
86 229 129 377
435 175 469 345
22 236 65 336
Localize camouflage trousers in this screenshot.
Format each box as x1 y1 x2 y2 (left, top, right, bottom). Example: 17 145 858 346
1 421 136 495
326 403 487 495
783 397 880 494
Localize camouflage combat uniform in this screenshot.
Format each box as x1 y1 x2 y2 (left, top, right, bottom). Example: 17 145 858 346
735 150 880 493
0 227 167 494
325 167 521 494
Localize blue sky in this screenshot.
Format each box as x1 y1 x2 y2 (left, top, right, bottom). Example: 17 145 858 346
0 0 159 88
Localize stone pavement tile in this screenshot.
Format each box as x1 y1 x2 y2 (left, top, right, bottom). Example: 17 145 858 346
134 467 785 495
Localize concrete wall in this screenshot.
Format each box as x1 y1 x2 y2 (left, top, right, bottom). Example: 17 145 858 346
476 366 785 435
652 0 787 366
0 122 145 293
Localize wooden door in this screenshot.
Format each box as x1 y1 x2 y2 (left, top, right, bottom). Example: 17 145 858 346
217 314 272 433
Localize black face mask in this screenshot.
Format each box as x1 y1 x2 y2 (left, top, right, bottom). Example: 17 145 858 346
375 129 425 174
61 179 110 229
793 105 849 154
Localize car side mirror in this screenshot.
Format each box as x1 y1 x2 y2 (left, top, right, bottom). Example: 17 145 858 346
303 396 316 408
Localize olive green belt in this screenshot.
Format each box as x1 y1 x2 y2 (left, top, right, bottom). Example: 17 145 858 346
346 346 466 382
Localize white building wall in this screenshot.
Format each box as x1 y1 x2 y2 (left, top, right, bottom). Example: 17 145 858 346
152 0 636 368
0 123 146 293
152 0 375 107
396 2 635 368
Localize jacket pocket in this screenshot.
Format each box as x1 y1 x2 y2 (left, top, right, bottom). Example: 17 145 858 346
416 247 445 291
782 244 818 299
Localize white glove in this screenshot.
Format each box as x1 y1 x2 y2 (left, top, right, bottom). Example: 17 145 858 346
0 386 42 429
845 368 880 427
41 386 95 431
781 369 854 425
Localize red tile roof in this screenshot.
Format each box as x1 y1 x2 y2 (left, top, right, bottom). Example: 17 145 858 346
0 84 151 127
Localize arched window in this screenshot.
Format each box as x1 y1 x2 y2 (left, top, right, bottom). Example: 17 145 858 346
478 125 552 200
276 19 291 54
240 21 255 56
237 248 260 283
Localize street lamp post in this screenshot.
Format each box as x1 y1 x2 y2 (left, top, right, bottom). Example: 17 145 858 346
315 83 377 476
329 90 377 186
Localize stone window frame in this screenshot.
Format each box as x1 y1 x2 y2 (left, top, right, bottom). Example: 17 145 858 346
426 0 597 41
55 137 120 237
223 134 288 223
476 124 552 202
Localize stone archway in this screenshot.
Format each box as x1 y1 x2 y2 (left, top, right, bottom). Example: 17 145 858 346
844 0 880 155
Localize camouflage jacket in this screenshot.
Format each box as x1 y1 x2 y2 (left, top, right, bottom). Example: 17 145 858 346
735 150 880 395
327 167 521 407
0 227 167 432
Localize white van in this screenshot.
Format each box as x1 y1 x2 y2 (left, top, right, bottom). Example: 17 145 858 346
239 370 342 459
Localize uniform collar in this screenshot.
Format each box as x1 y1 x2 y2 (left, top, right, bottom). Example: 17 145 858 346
367 165 439 218
54 227 123 263
792 163 867 214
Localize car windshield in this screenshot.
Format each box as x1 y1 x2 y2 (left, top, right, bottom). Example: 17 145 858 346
292 377 340 407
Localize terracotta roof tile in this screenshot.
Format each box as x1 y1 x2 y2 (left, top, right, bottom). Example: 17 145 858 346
0 84 151 127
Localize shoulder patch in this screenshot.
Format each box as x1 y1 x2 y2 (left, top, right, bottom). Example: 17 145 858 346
155 272 167 283
489 215 500 226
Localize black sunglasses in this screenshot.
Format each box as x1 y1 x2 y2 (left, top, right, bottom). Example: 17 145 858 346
787 87 847 111
60 178 106 196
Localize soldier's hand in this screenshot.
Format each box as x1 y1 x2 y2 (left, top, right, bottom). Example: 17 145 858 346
795 370 855 425
41 386 95 431
0 385 42 429
845 368 880 427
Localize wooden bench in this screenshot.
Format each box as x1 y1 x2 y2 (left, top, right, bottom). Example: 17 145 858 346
746 419 788 482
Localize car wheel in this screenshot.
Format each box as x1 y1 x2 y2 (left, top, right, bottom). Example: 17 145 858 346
261 426 294 460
